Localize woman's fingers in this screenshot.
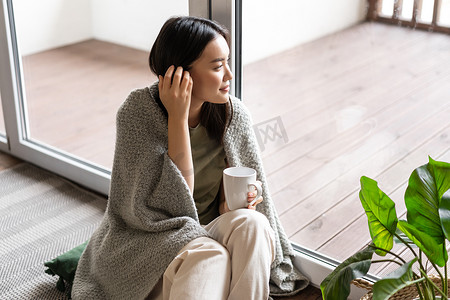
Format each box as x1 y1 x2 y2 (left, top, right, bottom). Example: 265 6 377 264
247 197 262 210
247 191 259 201
247 193 263 209
158 66 192 120
254 196 263 205
161 66 190 94
163 65 175 90
180 71 190 92
172 66 184 87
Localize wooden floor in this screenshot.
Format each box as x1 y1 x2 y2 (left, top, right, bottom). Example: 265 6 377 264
20 39 156 167
0 151 21 171
3 21 450 283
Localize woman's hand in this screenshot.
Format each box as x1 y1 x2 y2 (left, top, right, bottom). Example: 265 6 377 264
158 65 193 122
219 180 264 214
247 190 263 210
160 66 195 193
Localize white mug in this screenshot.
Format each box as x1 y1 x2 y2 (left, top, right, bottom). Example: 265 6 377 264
223 167 262 210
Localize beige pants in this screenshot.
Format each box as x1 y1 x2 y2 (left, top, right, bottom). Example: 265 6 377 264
147 209 276 300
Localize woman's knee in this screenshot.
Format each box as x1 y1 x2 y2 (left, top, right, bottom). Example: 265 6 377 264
225 210 274 241
163 237 231 299
227 210 276 261
186 236 230 261
232 209 271 229
167 237 230 279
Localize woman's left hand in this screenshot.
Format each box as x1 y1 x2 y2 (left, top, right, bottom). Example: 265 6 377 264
247 191 263 210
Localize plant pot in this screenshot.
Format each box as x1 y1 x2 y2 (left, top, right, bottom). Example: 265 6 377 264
356 277 449 300
362 291 448 300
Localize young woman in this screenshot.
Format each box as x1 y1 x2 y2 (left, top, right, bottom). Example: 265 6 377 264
72 16 308 300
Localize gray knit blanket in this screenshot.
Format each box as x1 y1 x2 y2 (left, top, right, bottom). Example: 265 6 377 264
72 83 309 299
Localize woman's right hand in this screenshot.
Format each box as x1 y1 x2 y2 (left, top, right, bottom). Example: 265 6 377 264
158 65 193 122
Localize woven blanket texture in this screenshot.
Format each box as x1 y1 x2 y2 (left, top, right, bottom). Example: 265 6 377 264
0 163 106 299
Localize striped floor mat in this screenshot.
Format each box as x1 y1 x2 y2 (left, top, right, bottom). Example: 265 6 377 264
0 163 106 299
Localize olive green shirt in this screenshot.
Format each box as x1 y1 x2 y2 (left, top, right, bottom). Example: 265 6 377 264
189 124 227 225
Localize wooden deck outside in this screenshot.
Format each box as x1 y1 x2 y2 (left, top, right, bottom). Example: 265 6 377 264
243 22 450 277
9 21 450 278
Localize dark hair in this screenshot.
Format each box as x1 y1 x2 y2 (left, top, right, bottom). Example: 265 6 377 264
149 16 233 144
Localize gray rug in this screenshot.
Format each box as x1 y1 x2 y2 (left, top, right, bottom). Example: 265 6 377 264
0 163 107 299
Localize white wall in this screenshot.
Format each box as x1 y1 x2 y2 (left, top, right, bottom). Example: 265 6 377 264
242 0 367 65
13 0 188 56
13 0 366 61
13 0 92 56
91 0 188 51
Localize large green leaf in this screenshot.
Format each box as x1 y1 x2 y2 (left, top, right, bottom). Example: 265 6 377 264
394 227 415 246
439 189 450 241
397 220 448 267
359 176 398 255
405 157 450 244
321 245 375 300
372 259 421 300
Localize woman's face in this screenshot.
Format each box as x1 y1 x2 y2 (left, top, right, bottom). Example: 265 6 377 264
189 35 233 105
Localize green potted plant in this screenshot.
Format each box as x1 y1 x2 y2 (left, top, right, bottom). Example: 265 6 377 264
320 157 450 300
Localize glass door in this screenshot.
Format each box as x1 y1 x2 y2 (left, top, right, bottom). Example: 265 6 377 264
0 0 203 194
0 5 10 152
0 91 7 151
0 93 5 136
239 0 450 290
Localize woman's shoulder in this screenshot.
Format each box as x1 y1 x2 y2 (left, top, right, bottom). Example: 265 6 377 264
228 95 253 124
115 83 168 134
117 83 161 118
229 95 243 109
120 83 158 111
